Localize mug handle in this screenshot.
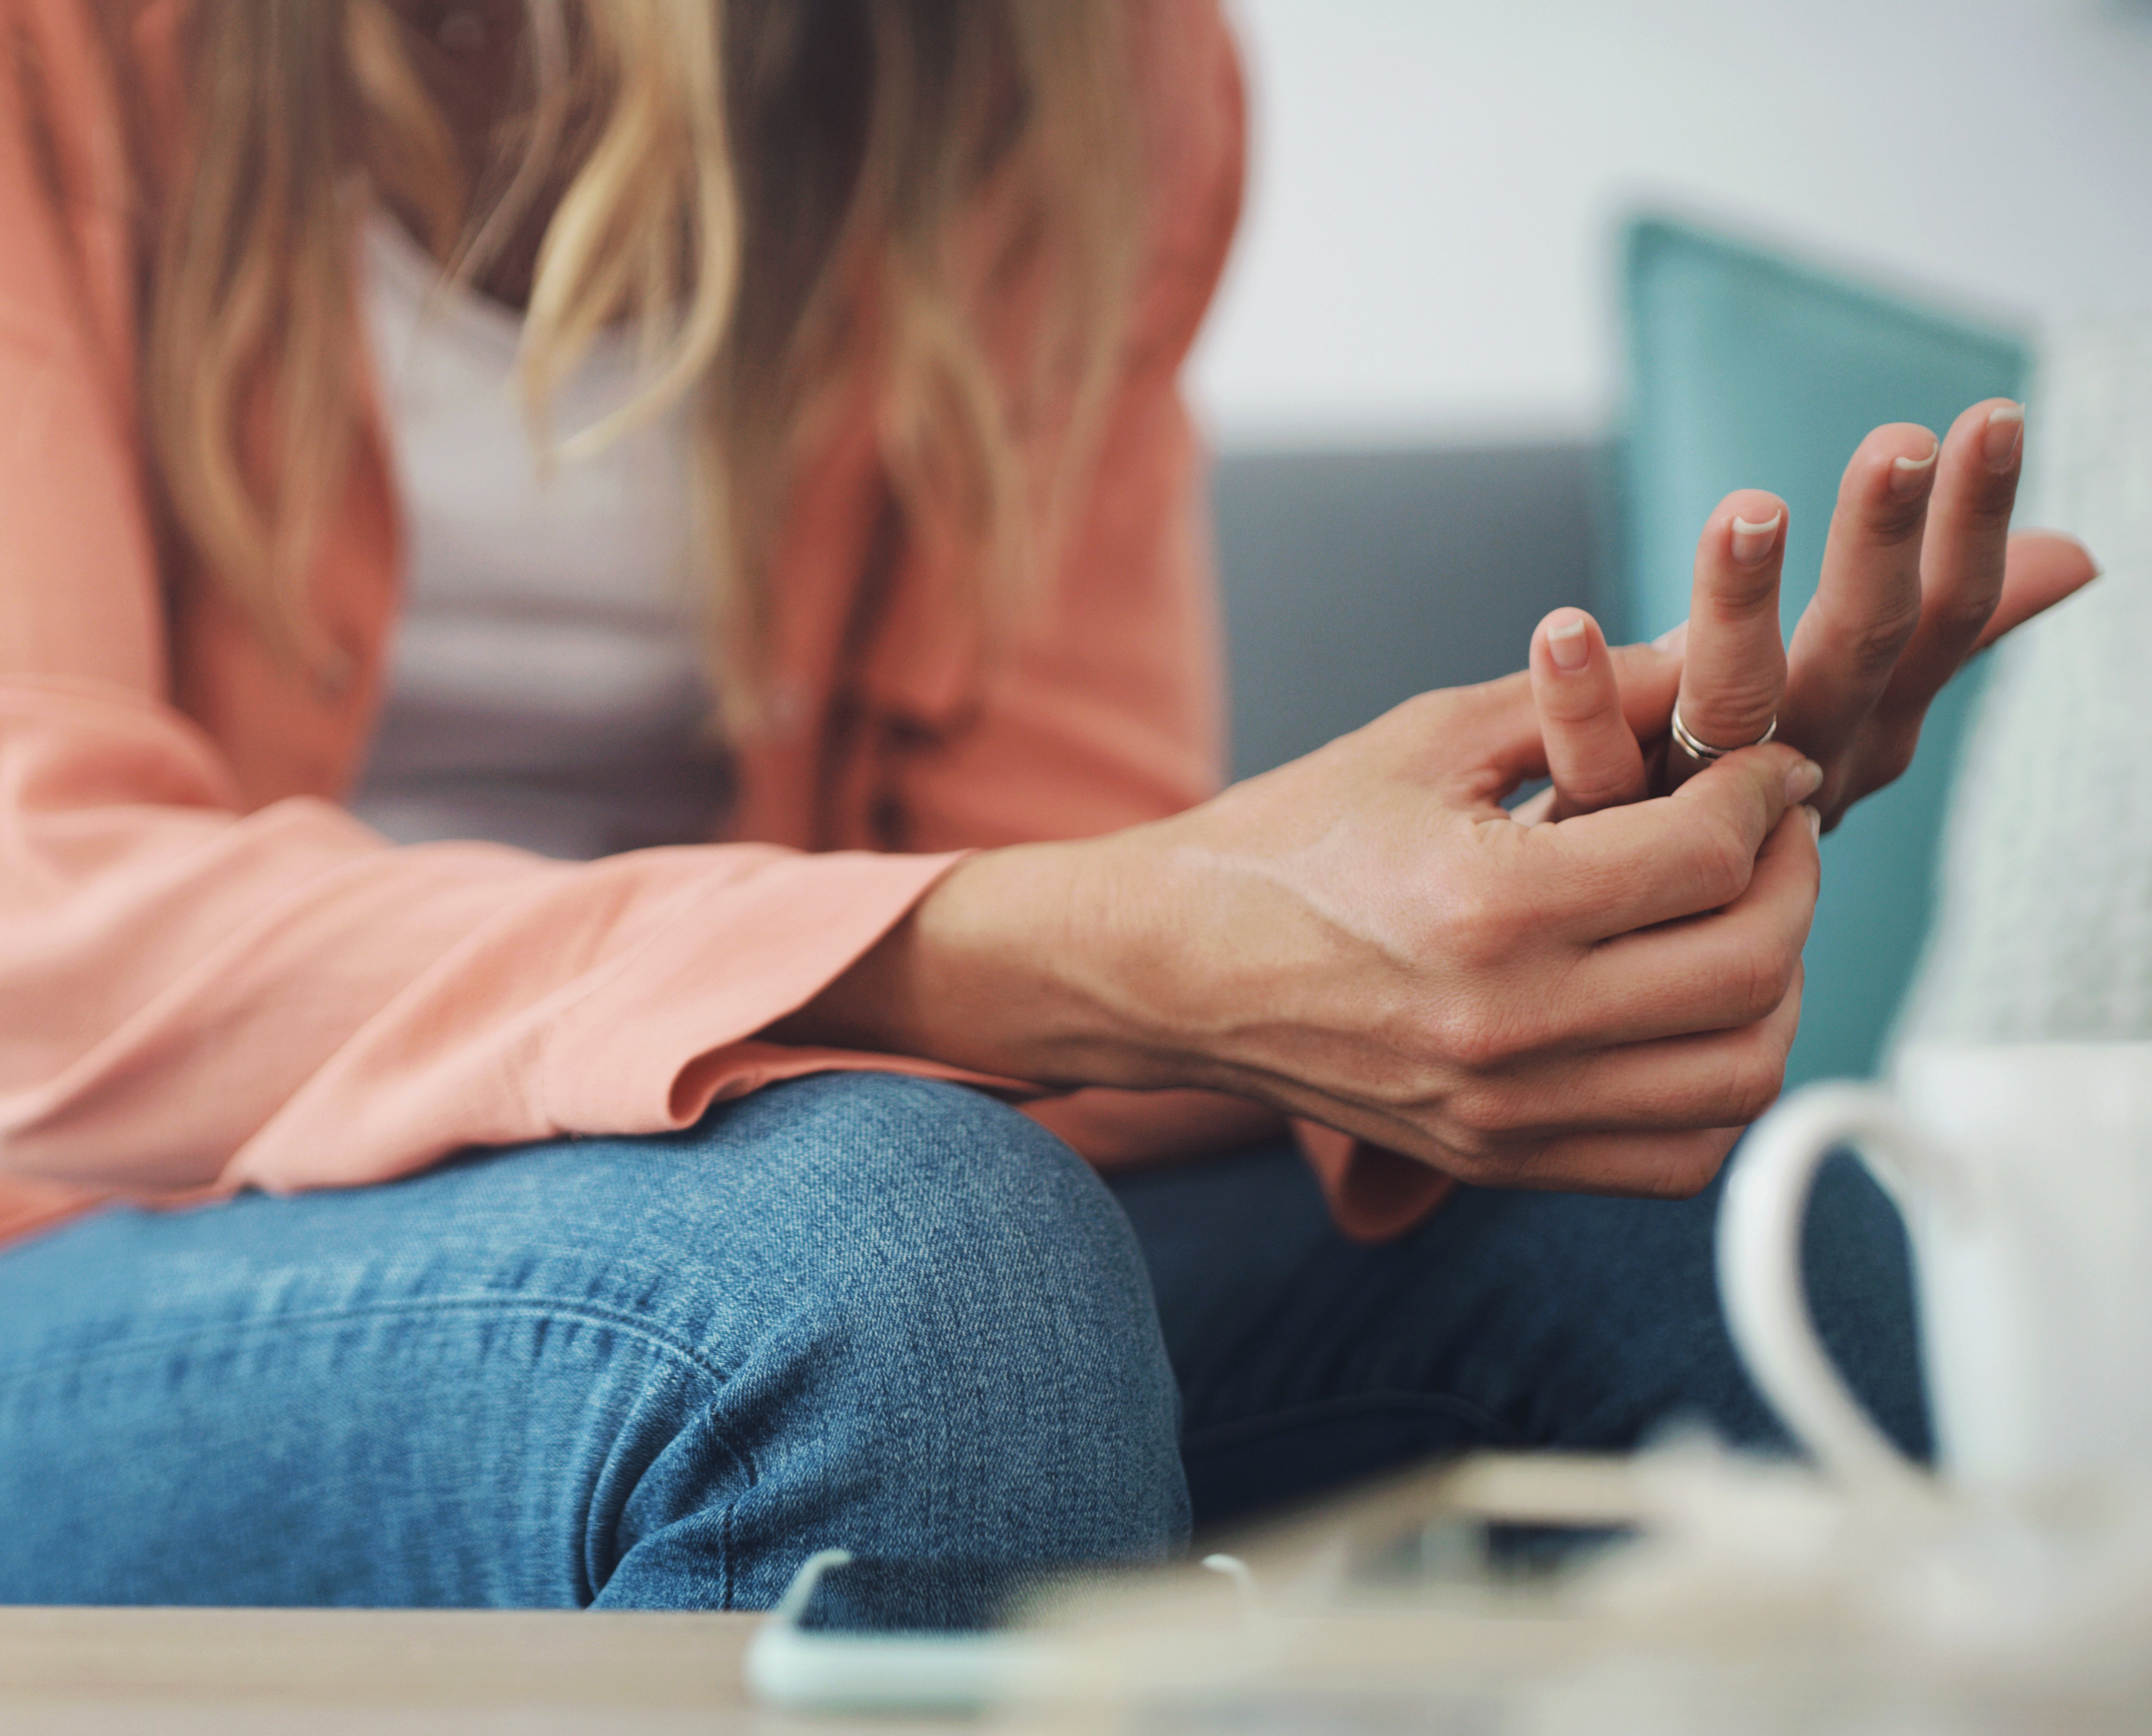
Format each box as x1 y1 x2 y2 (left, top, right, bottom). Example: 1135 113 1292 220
1717 1082 1955 1493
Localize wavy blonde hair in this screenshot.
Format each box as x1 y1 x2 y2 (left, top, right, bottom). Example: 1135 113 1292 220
145 0 1141 728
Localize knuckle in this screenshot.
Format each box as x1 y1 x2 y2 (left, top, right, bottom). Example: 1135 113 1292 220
1726 1043 1789 1125
1432 881 1524 971
1729 932 1794 1023
1444 1083 1490 1133
1842 600 1924 681
1775 927 1806 996
1766 921 1803 997
1648 1137 1734 1200
1560 765 1642 814
1862 488 1932 545
1722 1024 1790 1118
1432 998 1517 1072
1647 1162 1709 1201
1446 1079 1512 1136
1683 671 1783 742
1538 678 1613 726
1928 588 1999 649
1707 561 1781 616
1689 814 1755 905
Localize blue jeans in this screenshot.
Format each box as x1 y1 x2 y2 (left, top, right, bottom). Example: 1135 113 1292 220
1113 1136 1927 1522
0 1075 1923 1609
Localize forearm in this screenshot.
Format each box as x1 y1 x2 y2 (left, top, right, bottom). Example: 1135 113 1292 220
773 675 1825 1202
767 835 1201 1094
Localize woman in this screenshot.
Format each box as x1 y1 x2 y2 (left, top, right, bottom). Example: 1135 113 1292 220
0 0 2093 1611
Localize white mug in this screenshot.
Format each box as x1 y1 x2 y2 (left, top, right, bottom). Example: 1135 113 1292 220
1718 1041 2152 1494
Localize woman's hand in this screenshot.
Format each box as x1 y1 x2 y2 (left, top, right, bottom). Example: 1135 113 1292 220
1529 400 2098 829
776 667 1824 1197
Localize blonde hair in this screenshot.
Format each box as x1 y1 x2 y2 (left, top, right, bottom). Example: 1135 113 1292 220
146 0 1141 727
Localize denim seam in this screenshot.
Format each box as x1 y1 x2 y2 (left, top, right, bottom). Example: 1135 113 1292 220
4 1294 764 1510
7 1291 765 1608
0 1292 743 1393
1181 1386 1527 1457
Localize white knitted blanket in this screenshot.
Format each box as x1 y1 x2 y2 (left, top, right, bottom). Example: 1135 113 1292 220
1893 317 2152 1048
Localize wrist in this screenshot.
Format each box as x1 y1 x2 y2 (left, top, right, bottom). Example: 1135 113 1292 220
768 831 1198 1091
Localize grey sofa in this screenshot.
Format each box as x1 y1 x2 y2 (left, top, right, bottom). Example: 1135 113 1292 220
1212 438 1609 779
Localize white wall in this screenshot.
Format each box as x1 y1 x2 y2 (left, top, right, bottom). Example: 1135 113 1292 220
1191 0 2152 447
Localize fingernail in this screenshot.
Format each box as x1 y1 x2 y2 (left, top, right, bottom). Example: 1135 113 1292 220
1731 511 1783 568
1653 619 1689 653
1785 759 1823 803
1804 804 1822 841
1547 610 1590 671
1889 438 1939 497
1983 402 2024 473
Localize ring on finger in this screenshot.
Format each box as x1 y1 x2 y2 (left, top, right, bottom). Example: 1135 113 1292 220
1670 702 1777 765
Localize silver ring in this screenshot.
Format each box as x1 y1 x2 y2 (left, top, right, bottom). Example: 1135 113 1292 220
1670 702 1777 763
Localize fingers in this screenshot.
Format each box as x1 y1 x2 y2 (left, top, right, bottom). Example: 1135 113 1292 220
1857 400 2022 744
1569 800 1819 1044
1536 739 1821 939
1466 1125 1747 1199
1556 960 1803 1139
1528 608 1648 817
1773 422 1948 817
1976 531 2100 651
1974 530 2100 650
1665 490 1790 791
1306 801 1816 1194
1841 524 2096 816
1417 638 1681 815
1442 960 1805 1163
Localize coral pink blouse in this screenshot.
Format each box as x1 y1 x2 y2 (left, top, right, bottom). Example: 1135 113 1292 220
0 0 1448 1248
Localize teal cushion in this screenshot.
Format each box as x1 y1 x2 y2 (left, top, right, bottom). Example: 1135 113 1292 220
1618 216 2028 1086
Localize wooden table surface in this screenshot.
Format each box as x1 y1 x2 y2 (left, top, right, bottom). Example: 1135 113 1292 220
0 1606 842 1736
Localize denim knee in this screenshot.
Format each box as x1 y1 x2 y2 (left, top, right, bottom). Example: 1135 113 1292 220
573 1073 1192 1608
0 1072 1186 1612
